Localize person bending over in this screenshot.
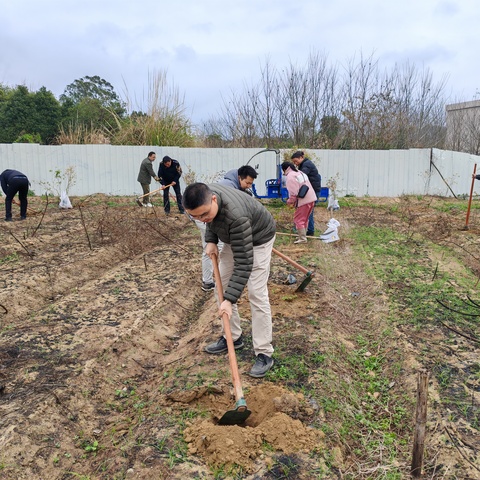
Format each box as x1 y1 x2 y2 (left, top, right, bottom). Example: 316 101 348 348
183 182 276 378
0 169 30 221
158 155 185 215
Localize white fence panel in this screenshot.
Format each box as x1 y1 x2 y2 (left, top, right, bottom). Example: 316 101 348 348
1 144 479 198
429 149 477 196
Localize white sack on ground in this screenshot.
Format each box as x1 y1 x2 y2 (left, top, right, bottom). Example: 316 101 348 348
327 194 340 211
320 218 340 243
59 191 73 209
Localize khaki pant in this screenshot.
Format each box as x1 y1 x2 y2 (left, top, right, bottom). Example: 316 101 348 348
218 236 275 356
195 220 223 284
140 183 150 204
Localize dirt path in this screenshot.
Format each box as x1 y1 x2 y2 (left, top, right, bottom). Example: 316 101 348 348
0 195 478 479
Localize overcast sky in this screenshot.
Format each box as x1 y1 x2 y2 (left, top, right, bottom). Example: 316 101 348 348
2 0 479 124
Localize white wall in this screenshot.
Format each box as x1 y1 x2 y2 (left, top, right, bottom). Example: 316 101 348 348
1 144 479 198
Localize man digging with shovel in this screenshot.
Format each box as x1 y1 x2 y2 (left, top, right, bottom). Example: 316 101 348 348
137 151 160 207
183 183 276 378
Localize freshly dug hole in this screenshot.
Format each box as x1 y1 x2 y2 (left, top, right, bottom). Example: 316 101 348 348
179 384 325 471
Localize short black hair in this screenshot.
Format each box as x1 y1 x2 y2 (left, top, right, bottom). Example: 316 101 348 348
281 161 297 172
162 155 173 163
291 151 304 160
237 165 258 179
148 151 156 158
183 183 212 210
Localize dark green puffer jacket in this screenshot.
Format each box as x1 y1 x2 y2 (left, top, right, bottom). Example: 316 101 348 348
205 184 276 304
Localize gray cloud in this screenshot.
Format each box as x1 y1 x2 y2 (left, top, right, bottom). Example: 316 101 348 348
1 0 479 122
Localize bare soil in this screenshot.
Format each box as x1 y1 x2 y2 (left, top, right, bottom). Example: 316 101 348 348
0 195 479 479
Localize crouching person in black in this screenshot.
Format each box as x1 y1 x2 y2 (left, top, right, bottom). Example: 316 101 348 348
0 169 30 221
157 155 185 215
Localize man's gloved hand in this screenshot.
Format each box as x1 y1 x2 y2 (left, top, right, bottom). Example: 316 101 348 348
475 174 480 180
154 176 160 182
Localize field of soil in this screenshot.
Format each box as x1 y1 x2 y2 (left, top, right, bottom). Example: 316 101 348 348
0 194 479 479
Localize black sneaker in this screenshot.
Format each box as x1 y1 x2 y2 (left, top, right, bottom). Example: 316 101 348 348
205 335 244 354
249 354 274 378
306 231 314 236
5 218 12 222
201 282 215 292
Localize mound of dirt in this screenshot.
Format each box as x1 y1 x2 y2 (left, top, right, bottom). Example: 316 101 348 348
182 384 324 472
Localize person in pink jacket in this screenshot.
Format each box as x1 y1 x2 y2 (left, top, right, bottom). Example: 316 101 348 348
281 161 317 244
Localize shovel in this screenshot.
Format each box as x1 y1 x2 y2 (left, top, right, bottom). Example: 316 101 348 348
12 199 41 215
135 183 173 207
272 247 314 292
212 253 251 425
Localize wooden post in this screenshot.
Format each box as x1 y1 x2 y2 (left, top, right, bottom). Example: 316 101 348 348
464 163 477 230
411 370 428 477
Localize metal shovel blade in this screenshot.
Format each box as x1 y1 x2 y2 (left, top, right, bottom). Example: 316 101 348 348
218 399 251 425
272 248 314 293
295 271 314 292
135 198 144 207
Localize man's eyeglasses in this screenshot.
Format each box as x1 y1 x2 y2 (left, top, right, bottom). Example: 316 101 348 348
187 202 212 220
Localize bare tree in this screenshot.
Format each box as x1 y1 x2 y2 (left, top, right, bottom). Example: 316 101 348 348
220 87 262 147
398 64 447 147
338 55 447 149
307 53 342 148
278 52 340 147
252 58 281 146
340 52 386 148
210 50 447 150
279 63 311 145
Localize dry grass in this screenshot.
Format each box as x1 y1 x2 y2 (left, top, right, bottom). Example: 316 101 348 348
54 122 110 144
112 70 195 147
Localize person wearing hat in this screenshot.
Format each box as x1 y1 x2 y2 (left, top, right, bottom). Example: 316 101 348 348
157 155 185 215
0 169 30 221
137 151 160 207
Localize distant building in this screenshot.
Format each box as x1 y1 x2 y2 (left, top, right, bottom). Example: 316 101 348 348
446 100 480 154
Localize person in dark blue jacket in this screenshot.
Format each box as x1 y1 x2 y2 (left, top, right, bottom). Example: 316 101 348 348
157 156 185 214
291 151 321 236
0 169 30 221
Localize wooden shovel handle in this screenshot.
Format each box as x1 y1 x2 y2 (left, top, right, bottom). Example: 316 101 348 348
465 164 477 228
211 253 245 404
272 247 313 276
136 183 173 200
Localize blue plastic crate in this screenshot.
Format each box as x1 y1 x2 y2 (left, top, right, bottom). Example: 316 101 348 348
318 187 329 202
266 179 281 198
